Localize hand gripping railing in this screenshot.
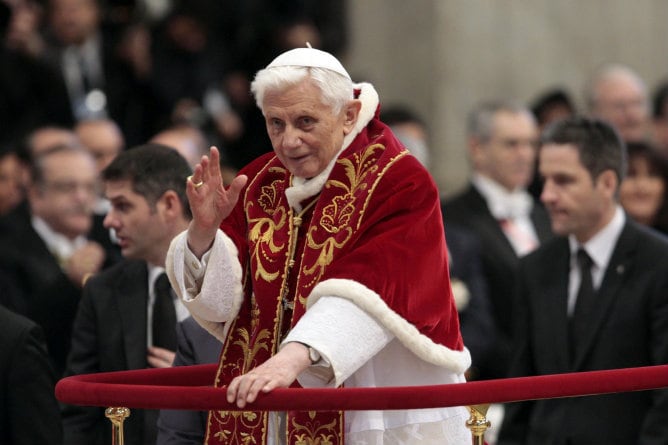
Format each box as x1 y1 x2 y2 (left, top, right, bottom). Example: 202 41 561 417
56 363 668 444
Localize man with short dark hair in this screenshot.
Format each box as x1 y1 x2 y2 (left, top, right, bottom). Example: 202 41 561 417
62 144 193 445
498 117 668 444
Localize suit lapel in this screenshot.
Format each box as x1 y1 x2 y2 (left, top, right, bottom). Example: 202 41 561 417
22 225 68 286
116 261 149 370
541 241 572 369
530 203 553 243
466 186 519 264
572 223 637 369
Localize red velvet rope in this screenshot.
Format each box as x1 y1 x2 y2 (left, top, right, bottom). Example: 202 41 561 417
56 363 668 411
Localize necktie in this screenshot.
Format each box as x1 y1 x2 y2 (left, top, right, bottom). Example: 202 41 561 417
78 52 92 93
569 248 595 363
498 218 538 256
152 273 177 350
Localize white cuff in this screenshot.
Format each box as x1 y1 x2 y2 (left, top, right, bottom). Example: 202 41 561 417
166 229 244 343
283 296 393 388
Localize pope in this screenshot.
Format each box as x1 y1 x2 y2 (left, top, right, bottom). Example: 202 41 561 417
167 46 472 445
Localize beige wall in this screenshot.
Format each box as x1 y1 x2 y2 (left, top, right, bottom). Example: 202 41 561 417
343 0 668 196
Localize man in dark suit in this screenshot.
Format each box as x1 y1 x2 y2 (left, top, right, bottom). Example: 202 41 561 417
42 0 159 146
0 302 63 445
62 144 193 445
445 222 495 382
0 143 114 376
498 117 668 444
442 100 553 380
156 316 222 445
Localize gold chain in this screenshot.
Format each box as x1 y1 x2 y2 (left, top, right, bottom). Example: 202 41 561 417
277 197 319 343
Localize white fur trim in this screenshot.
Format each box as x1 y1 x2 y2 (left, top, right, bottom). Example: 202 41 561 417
285 162 337 211
308 278 472 374
346 82 379 150
285 82 380 211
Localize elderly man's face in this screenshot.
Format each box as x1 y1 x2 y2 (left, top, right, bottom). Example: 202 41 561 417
29 150 97 240
591 74 649 143
262 78 359 178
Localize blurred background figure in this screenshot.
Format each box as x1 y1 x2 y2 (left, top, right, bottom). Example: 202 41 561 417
650 80 668 158
620 141 668 235
74 117 124 174
528 87 577 199
0 0 73 144
149 123 208 168
150 123 238 184
0 144 112 376
25 125 81 157
0 303 63 445
75 117 125 215
0 143 26 217
585 63 651 144
42 0 158 145
530 87 577 132
381 105 431 169
442 100 552 380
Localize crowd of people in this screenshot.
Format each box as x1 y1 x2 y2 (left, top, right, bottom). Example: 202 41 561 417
2 1 668 445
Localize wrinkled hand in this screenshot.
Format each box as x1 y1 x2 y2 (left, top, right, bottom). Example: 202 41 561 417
66 241 106 287
226 342 311 408
147 346 176 368
186 146 248 257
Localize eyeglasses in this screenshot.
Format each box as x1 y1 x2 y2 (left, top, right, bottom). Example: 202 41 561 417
41 180 98 195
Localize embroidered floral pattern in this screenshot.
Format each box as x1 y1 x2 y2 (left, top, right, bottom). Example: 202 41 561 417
210 411 265 445
300 144 385 287
290 412 339 445
247 204 287 282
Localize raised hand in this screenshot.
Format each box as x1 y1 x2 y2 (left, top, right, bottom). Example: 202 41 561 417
186 147 248 258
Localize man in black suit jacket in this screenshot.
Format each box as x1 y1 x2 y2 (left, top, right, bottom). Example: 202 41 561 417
62 144 193 445
43 0 159 146
0 302 63 445
498 117 668 444
442 100 553 380
156 316 222 445
0 143 117 376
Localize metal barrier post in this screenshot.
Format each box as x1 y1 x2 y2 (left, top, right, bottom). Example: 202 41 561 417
466 404 491 445
105 407 130 445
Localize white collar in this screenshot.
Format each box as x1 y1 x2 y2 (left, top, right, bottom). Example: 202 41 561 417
285 82 379 211
472 173 533 220
31 216 88 261
148 264 166 294
569 205 626 271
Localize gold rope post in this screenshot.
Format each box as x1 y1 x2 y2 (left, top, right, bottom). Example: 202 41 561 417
466 404 491 445
105 407 131 445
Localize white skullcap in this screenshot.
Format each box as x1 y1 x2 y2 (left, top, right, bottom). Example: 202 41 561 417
266 46 351 80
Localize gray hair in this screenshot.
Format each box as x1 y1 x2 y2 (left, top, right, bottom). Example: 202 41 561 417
251 66 353 115
467 100 534 142
584 63 647 112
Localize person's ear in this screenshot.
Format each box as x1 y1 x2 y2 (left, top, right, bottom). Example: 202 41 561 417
342 100 362 135
597 169 618 198
468 136 485 164
157 190 182 218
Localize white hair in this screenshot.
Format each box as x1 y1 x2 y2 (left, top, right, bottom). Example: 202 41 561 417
251 66 353 115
